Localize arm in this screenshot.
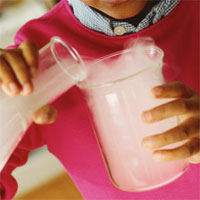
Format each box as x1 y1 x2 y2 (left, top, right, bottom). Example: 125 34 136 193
0 41 57 199
0 124 43 199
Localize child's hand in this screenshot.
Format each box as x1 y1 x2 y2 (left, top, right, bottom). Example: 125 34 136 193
141 82 200 163
0 40 38 96
0 41 57 125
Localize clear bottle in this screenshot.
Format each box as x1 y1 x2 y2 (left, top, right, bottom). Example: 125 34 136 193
0 37 86 172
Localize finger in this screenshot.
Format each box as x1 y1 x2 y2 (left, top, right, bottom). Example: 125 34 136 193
19 40 39 78
142 116 200 150
152 81 196 99
33 104 57 125
0 55 20 96
142 98 199 123
3 50 33 95
152 137 200 162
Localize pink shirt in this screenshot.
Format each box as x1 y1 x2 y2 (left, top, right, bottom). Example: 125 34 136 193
1 0 199 199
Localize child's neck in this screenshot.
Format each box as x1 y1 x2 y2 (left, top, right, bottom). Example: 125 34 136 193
83 0 149 19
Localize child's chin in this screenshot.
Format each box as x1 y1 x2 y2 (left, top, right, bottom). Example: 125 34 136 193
100 0 130 6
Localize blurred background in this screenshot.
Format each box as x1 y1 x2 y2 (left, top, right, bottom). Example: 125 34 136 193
0 0 83 199
0 0 60 47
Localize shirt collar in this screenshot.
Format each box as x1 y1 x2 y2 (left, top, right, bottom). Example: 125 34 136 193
68 0 180 36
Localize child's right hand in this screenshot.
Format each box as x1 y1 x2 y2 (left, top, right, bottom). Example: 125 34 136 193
0 40 57 124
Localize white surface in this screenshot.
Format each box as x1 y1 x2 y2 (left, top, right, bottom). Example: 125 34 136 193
12 146 65 197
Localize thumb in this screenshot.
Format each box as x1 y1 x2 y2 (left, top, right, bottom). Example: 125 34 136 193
33 104 57 125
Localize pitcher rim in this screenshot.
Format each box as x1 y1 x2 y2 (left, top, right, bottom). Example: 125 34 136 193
77 46 164 89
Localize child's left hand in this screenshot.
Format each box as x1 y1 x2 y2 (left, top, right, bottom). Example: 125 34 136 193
142 81 200 163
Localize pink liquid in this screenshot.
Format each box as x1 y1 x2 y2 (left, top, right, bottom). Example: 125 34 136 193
84 53 188 191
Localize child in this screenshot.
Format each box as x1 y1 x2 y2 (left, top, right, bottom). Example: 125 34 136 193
0 0 199 199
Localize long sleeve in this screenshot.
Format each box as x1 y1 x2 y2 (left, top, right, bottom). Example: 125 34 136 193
0 123 45 199
0 21 48 199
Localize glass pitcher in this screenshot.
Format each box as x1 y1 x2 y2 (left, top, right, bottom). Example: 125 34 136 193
78 44 188 191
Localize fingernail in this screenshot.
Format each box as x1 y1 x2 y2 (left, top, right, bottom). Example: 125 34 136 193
21 82 32 95
9 82 19 94
142 138 154 149
142 111 153 121
152 87 163 97
153 152 163 162
36 114 49 124
42 113 49 123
